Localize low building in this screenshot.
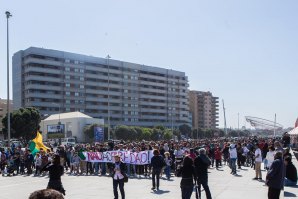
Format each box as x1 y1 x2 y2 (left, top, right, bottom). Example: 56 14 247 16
40 111 104 142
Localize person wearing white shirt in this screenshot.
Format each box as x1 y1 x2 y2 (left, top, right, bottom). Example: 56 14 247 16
229 144 238 175
265 146 275 170
254 144 262 180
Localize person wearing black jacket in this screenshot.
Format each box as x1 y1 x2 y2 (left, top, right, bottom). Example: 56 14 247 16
111 154 127 199
42 154 65 195
194 148 212 199
284 156 297 186
150 149 165 190
177 156 196 199
266 152 284 199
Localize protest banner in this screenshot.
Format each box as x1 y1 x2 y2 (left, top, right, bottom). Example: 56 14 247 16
83 150 154 165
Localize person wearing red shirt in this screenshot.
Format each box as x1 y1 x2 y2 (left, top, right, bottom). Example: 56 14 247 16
214 147 222 169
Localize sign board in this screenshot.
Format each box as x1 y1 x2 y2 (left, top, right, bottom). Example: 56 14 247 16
47 124 65 138
94 126 104 142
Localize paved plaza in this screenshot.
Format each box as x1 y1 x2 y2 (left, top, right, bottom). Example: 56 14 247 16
1 162 297 199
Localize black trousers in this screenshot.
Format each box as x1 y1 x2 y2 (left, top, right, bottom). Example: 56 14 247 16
268 187 281 199
113 179 125 199
197 177 212 199
181 186 193 199
152 169 161 188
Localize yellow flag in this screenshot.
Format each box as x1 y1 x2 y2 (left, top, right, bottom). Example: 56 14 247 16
33 131 50 152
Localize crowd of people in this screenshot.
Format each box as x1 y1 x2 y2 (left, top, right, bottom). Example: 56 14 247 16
0 135 297 199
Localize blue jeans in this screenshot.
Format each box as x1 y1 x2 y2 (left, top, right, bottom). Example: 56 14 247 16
94 162 99 174
164 165 170 179
284 178 297 186
230 158 237 174
181 186 193 199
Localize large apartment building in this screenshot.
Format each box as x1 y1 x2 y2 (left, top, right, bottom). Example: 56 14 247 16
189 91 219 129
13 47 190 128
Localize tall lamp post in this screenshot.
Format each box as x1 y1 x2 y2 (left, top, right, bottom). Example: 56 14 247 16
6 11 12 147
106 55 111 140
52 102 61 124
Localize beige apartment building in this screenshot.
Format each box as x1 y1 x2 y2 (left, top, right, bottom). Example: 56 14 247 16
189 91 219 129
0 99 13 139
13 47 190 128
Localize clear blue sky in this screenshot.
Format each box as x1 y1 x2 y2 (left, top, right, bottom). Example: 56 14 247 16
0 0 297 129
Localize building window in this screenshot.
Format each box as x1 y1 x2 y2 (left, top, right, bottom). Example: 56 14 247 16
124 89 128 93
65 75 70 80
65 67 70 72
66 107 70 112
65 100 70 104
66 83 70 87
80 85 84 89
74 68 79 72
80 69 84 73
74 60 79 64
80 109 85 113
75 92 79 97
80 77 84 81
65 59 70 63
65 91 71 96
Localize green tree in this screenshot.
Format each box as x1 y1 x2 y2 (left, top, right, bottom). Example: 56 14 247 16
142 128 152 140
115 125 136 141
179 124 192 138
84 124 97 142
163 129 173 140
2 107 41 141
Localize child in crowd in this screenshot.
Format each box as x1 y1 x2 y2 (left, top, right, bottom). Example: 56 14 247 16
164 152 172 180
35 153 42 175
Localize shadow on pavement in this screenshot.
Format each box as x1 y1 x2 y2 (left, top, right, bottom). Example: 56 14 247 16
284 191 297 197
152 189 170 195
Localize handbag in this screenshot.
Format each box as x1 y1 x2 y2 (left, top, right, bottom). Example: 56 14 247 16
123 173 128 183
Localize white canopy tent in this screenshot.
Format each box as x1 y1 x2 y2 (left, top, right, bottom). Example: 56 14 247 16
288 127 298 135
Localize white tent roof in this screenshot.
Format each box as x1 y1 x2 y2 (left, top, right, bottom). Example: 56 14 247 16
44 111 92 121
288 127 298 135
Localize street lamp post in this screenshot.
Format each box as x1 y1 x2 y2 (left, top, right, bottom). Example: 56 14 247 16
52 102 61 124
106 55 111 140
6 11 12 147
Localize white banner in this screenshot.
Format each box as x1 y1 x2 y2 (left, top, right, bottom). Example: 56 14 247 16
83 150 154 165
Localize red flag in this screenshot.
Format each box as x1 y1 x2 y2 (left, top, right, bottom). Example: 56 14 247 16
295 118 298 128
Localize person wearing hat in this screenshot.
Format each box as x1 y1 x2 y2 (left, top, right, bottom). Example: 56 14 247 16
111 154 127 199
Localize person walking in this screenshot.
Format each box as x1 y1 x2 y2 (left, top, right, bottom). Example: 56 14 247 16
253 144 262 180
265 146 275 170
194 148 212 199
111 154 127 199
266 152 284 199
42 154 65 195
151 149 165 190
229 144 237 175
177 156 196 199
